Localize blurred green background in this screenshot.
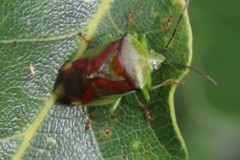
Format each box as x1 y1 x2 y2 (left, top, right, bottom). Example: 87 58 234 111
176 1 240 160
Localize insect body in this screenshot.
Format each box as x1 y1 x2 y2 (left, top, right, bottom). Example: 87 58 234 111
53 0 192 111
54 34 165 106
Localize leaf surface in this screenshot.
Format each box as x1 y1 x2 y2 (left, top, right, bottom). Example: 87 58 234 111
0 0 192 159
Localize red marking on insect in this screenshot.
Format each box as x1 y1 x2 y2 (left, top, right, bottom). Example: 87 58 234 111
54 34 143 105
80 77 133 104
72 38 123 73
110 53 125 77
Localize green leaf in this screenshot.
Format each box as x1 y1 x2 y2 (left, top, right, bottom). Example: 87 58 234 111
0 0 191 159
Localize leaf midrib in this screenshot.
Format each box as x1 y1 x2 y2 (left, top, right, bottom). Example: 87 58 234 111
11 0 112 159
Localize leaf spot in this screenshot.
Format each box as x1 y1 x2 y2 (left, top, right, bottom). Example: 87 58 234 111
132 140 141 150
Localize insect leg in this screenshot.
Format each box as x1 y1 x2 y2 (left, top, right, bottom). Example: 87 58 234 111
151 79 185 90
78 32 114 44
135 95 154 122
157 16 173 33
144 16 173 35
109 98 122 114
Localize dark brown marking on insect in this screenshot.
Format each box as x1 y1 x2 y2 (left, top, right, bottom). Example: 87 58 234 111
53 67 89 104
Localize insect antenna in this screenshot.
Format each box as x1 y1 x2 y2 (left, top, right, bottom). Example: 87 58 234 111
164 0 190 50
165 62 217 85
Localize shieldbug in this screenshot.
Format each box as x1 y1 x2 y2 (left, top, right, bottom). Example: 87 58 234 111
53 0 214 113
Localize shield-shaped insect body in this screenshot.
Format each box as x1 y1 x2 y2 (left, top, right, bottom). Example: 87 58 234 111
54 34 165 106
53 0 195 114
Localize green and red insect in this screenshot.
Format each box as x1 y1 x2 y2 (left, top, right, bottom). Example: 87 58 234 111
53 0 191 112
